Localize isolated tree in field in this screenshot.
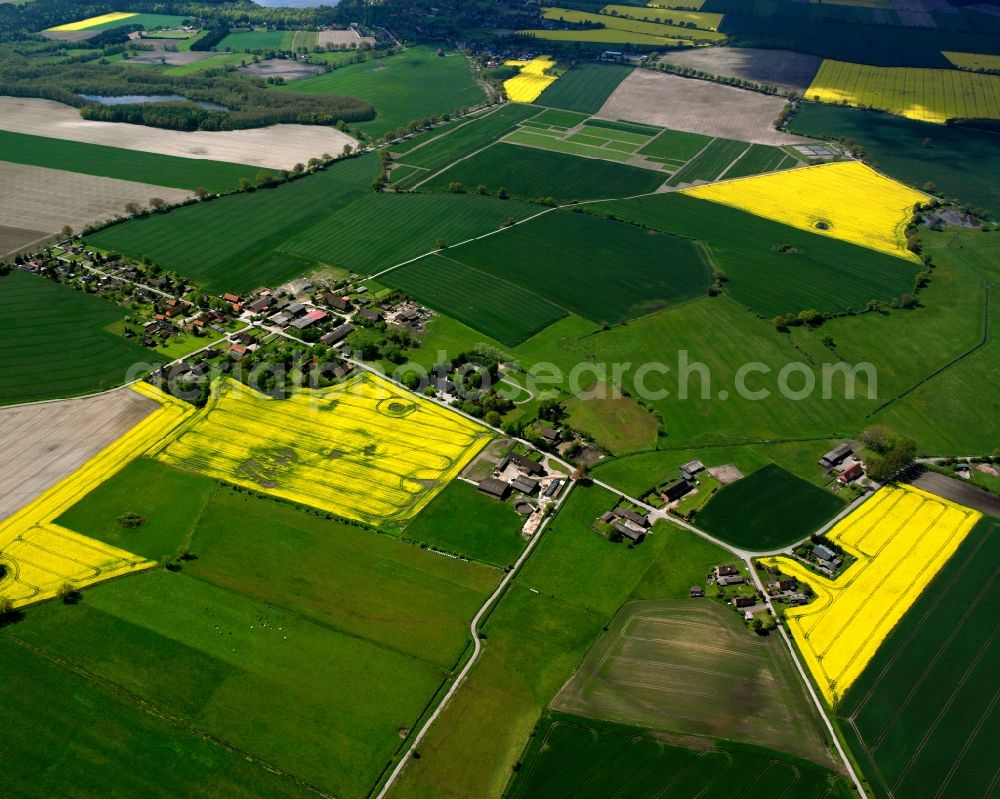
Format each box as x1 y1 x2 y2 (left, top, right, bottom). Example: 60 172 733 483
238 178 252 191
60 225 73 238
124 201 142 216
194 186 209 200
292 162 304 175
448 182 465 193
149 197 167 211
0 596 12 618
255 171 273 185
341 144 353 158
922 137 933 148
475 185 487 195
436 237 447 250
496 187 508 200
307 157 321 169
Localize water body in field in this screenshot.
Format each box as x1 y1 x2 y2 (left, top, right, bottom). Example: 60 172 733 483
80 94 229 111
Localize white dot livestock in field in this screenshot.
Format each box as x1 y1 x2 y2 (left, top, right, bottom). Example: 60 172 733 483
153 372 492 524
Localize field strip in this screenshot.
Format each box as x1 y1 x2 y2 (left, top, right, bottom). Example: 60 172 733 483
610 657 778 684
713 143 753 182
411 139 503 189
934 686 1000 799
889 623 999 792
393 104 506 158
870 565 999 752
373 484 572 798
846 527 992 720
621 633 771 662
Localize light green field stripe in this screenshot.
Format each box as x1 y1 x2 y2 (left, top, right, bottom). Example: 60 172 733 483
581 124 653 146
567 133 612 147
515 124 565 138
603 140 641 153
505 130 634 162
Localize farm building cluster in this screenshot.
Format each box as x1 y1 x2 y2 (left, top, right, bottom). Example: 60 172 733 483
818 442 866 486
477 451 564 536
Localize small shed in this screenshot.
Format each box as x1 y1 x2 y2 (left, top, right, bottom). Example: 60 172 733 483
477 478 510 500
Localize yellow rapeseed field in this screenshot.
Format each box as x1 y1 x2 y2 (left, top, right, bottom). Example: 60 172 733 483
648 0 707 8
600 4 724 31
682 161 926 261
539 7 725 42
763 484 981 706
0 383 192 609
942 51 1000 73
47 12 138 31
504 56 559 103
154 373 492 524
806 59 1000 123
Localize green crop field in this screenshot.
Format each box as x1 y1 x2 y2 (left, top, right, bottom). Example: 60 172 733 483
0 270 160 405
551 600 834 762
534 62 635 113
0 130 258 193
0 633 315 799
394 104 540 178
638 126 714 166
507 714 854 799
789 103 1000 214
837 517 1000 799
526 108 588 129
82 12 187 31
381 253 568 345
582 118 661 138
628 524 734 600
436 208 712 325
402 478 527 567
37 457 505 797
591 193 923 317
282 192 540 276
564 390 657 455
277 46 485 136
696 464 845 550
87 155 375 292
503 128 635 162
164 52 248 75
667 137 751 185
216 29 316 52
724 143 797 179
419 143 666 201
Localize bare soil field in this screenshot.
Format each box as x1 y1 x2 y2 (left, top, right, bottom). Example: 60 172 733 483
0 388 157 522
659 48 822 95
905 471 1000 516
551 599 835 766
596 70 811 145
40 30 96 41
0 224 50 260
318 29 376 47
238 58 325 80
0 162 189 240
127 49 215 66
0 97 357 170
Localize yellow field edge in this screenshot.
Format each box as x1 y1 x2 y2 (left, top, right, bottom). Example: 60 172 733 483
763 484 981 705
46 11 138 32
504 55 559 103
0 384 193 609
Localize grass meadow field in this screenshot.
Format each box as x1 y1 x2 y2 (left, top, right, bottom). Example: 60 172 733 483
0 130 257 193
0 270 161 404
591 193 923 317
563 390 658 455
667 137 752 184
216 29 317 52
152 374 490 524
789 103 1000 213
278 46 484 136
0 632 315 799
551 600 834 763
764 484 982 705
88 154 375 292
388 484 677 799
402 478 527 567
534 62 634 113
806 59 1000 123
380 253 568 345
637 126 713 167
696 464 845 550
836 517 1000 799
507 714 854 799
420 143 666 200
435 209 712 325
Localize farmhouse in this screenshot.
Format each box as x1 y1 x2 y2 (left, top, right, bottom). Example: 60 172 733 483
246 294 276 313
715 565 739 578
323 292 353 312
478 477 511 500
229 342 249 358
510 452 545 476
599 511 615 524
680 459 706 480
613 507 650 528
718 575 745 586
534 424 561 444
290 309 328 330
819 443 852 469
268 310 294 327
511 475 539 495
357 308 383 324
690 585 705 597
321 323 355 346
614 522 646 543
733 595 756 609
838 462 865 484
287 302 306 317
544 479 563 498
662 478 692 502
813 544 837 562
